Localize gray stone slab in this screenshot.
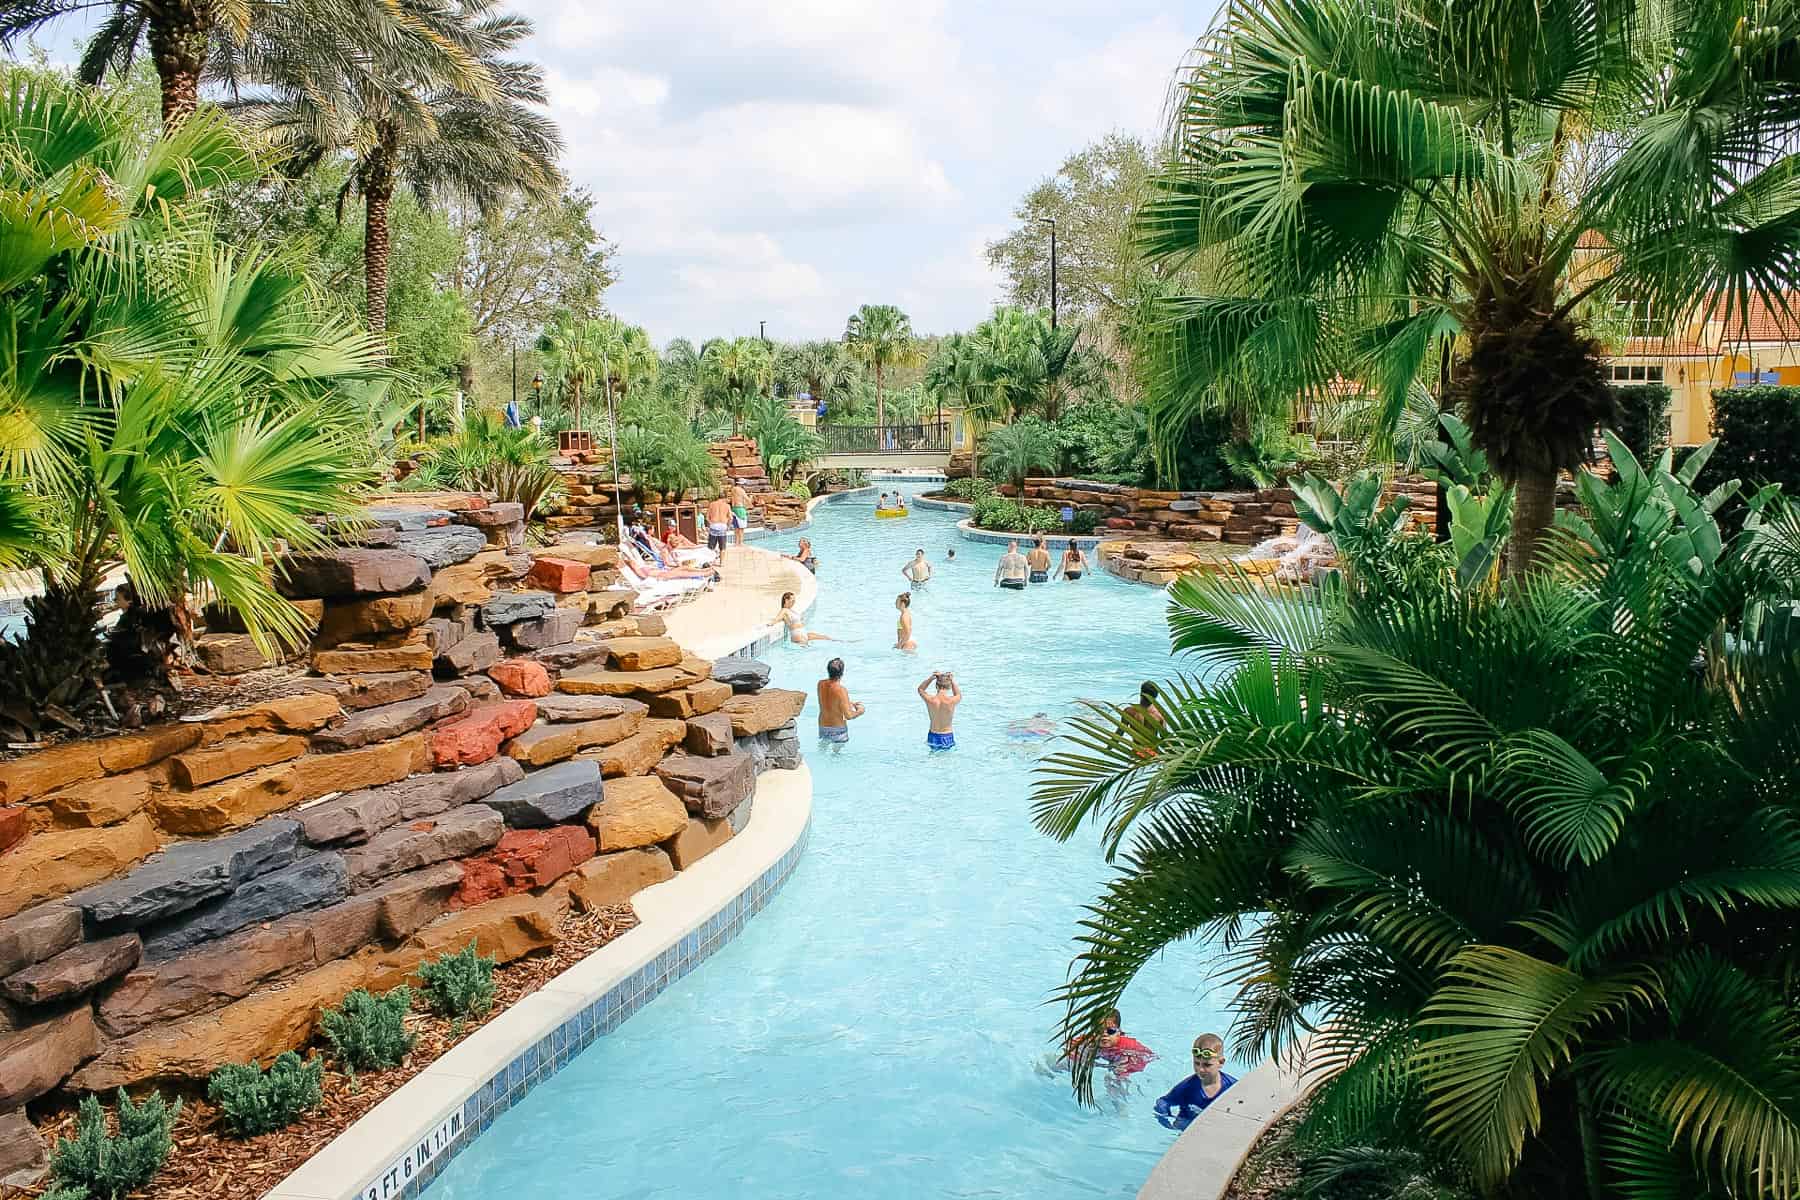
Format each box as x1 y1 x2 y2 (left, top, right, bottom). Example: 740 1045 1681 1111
435 630 502 676
530 641 611 671
534 694 648 724
343 805 504 890
72 819 301 929
711 656 771 693
388 525 488 568
364 506 455 532
310 685 468 751
298 757 524 846
143 854 349 959
479 759 603 827
506 608 583 649
480 591 555 626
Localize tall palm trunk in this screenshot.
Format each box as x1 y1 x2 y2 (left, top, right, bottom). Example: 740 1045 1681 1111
147 2 208 127
1509 466 1558 574
875 362 885 435
361 128 400 332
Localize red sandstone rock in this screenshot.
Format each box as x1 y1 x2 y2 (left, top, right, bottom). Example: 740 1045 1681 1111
489 659 552 698
430 700 539 767
454 826 594 905
526 557 591 593
0 805 25 852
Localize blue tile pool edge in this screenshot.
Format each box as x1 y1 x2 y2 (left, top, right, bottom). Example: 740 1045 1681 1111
263 769 814 1200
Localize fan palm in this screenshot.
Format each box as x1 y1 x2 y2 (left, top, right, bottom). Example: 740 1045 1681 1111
744 394 825 484
593 317 659 422
227 0 560 331
785 340 860 419
1032 440 1800 1198
537 313 601 433
1137 0 1800 572
980 420 1057 490
843 303 920 431
0 70 389 715
700 336 775 436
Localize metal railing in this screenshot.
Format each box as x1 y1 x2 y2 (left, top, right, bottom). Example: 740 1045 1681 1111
818 422 951 454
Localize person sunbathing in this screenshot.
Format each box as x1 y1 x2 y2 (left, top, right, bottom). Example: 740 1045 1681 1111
660 520 700 550
620 543 715 581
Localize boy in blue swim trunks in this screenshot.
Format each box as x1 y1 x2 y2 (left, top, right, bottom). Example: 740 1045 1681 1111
918 669 960 750
1154 1033 1237 1131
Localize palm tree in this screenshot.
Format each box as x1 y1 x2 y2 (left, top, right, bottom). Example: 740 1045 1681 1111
924 332 997 478
0 0 442 128
593 317 660 426
538 313 604 433
0 70 389 716
843 304 920 432
700 336 775 436
745 395 825 485
1136 0 1800 572
784 340 860 420
229 0 560 332
1032 443 1800 1198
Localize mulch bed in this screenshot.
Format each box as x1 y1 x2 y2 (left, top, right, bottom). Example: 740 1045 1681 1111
1221 1103 1306 1200
13 904 639 1200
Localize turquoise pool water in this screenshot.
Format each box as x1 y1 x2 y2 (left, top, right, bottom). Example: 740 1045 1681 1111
425 485 1231 1198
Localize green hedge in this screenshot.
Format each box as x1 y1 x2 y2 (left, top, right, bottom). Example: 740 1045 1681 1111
1705 385 1800 504
1609 383 1672 466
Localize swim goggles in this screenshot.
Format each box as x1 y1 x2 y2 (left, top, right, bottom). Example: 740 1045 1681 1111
1191 1047 1222 1061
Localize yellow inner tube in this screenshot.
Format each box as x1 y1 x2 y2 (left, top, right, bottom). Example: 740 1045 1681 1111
875 507 909 519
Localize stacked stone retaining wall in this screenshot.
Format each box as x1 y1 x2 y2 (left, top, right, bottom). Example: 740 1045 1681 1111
1002 477 1439 545
545 436 805 537
0 495 806 1186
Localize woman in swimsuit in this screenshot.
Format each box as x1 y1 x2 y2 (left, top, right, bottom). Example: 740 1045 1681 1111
783 537 818 573
1057 544 1088 581
779 591 835 645
1027 537 1052 584
894 591 917 652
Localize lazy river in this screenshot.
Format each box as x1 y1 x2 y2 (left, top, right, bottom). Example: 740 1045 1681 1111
424 485 1231 1198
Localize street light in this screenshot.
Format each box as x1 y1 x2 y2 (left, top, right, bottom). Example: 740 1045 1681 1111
530 371 544 414
1038 216 1058 329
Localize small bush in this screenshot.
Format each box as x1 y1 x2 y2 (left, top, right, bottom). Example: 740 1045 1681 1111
206 1052 324 1137
946 477 998 502
1610 383 1672 466
1069 509 1100 535
40 1186 91 1200
970 496 1064 534
417 941 497 1020
320 987 416 1074
50 1090 180 1200
787 480 812 501
1705 385 1800 521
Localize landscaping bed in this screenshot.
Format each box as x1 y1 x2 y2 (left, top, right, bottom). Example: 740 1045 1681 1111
12 904 638 1200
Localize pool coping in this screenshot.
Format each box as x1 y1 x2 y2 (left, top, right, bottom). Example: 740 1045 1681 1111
263 764 815 1200
954 519 1107 550
1135 1049 1318 1200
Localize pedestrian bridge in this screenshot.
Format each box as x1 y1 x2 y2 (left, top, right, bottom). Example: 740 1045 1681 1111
812 423 953 472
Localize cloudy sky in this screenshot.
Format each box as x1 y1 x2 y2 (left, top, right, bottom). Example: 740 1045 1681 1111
20 2 1215 344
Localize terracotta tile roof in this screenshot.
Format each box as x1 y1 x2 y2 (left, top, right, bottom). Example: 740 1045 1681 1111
1714 292 1800 343
1618 337 1715 359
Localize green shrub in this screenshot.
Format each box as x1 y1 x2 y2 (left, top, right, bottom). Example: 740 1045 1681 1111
206 1052 324 1138
320 987 416 1074
946 477 997 502
1609 383 1672 466
787 480 812 501
970 496 1065 534
39 1186 91 1200
1704 385 1800 523
50 1090 180 1200
1069 509 1100 535
417 941 497 1020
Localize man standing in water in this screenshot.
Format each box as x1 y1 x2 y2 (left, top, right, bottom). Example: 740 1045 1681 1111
816 657 864 750
728 478 751 546
1026 536 1053 583
901 548 932 589
704 493 732 555
918 669 961 751
995 540 1029 590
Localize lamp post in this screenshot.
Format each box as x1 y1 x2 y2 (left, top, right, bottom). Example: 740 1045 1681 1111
1038 216 1058 329
510 344 518 409
531 371 543 418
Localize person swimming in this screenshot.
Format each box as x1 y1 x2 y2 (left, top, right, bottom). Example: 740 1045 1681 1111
1057 543 1088 581
1006 712 1058 741
1027 536 1052 584
779 591 836 646
1041 1008 1156 1101
894 592 917 652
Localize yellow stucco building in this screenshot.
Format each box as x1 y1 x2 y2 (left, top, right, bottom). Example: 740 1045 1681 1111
1605 293 1800 446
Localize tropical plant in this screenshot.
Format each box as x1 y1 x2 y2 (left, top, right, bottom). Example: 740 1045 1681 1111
1135 0 1800 573
321 987 416 1074
400 409 561 518
206 1052 325 1137
780 340 861 418
981 420 1059 490
700 336 775 435
417 940 497 1021
1032 440 1800 1198
226 0 561 331
0 70 389 719
50 1089 180 1199
945 478 998 503
843 304 920 430
613 398 721 502
745 396 825 484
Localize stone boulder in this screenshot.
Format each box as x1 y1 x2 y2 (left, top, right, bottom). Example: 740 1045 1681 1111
342 805 504 889
451 675 502 702
455 501 525 528
312 635 434 675
310 685 469 752
605 636 682 671
46 772 152 827
654 751 754 820
370 862 465 940
489 659 552 698
98 921 315 1036
170 733 308 788
434 629 503 677
526 557 591 593
586 776 687 851
530 642 611 671
362 890 562 993
684 711 735 756
665 816 732 870
581 719 686 778
314 592 433 648
277 548 431 599
502 709 645 768
386 525 487 568
719 688 808 736
422 614 474 653
558 664 687 696
150 734 428 834
194 633 280 675
297 757 522 846
481 591 555 626
540 543 619 568
506 608 583 650
1 933 140 1006
479 759 603 827
565 847 674 911
533 694 648 724
0 1110 46 1188
294 671 428 712
0 1005 100 1109
454 826 595 905
647 679 732 719
429 699 537 768
71 818 298 928
0 903 82 978
0 805 24 851
710 656 772 694
143 854 350 959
